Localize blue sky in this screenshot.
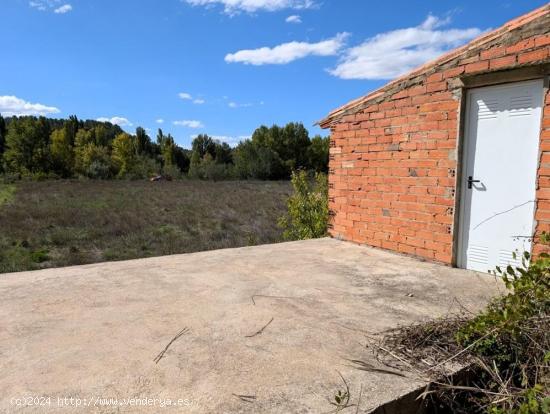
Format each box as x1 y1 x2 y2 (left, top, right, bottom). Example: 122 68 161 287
0 0 547 148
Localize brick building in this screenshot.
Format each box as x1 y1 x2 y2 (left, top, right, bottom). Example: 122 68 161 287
319 5 550 272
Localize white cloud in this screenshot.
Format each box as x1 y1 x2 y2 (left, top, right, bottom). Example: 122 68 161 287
225 32 349 65
215 135 249 146
193 134 250 147
29 1 47 11
419 14 452 30
54 4 72 14
30 0 72 13
184 0 315 15
156 119 164 124
178 93 205 104
285 14 301 23
174 120 204 128
178 92 192 100
96 116 133 127
228 101 253 108
330 15 482 80
0 95 60 117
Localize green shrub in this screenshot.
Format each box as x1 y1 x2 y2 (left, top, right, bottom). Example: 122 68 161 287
85 160 112 179
455 247 549 413
77 144 114 179
457 251 549 358
233 140 286 180
372 239 549 413
30 249 50 263
278 171 328 240
0 183 16 207
488 386 549 414
201 161 234 181
162 164 184 180
0 243 50 272
124 155 161 180
188 154 234 181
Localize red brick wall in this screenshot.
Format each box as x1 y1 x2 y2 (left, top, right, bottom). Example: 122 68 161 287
534 87 550 256
328 33 550 264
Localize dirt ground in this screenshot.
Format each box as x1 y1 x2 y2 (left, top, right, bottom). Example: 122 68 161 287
0 238 503 413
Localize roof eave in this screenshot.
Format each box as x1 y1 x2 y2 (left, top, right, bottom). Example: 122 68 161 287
318 3 550 128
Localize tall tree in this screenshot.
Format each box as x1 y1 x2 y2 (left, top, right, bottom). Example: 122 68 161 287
174 146 190 174
74 128 94 174
73 128 113 178
135 127 152 155
281 122 310 170
251 122 311 177
50 127 75 177
111 133 136 177
0 114 6 156
234 140 284 180
156 128 166 147
214 141 233 164
189 134 213 177
4 116 52 175
160 134 176 167
307 135 329 173
66 115 80 142
191 134 216 160
0 114 5 171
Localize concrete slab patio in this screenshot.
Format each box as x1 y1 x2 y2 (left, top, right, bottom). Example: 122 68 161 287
0 238 503 413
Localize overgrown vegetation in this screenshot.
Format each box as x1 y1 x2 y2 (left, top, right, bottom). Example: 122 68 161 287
278 171 328 241
0 114 328 181
0 183 15 206
453 250 550 413
0 180 291 273
370 246 549 413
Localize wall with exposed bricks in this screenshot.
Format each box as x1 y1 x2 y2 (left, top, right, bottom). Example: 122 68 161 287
326 23 550 264
534 83 550 256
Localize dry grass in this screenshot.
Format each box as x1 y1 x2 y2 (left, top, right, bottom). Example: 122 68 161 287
364 313 549 413
0 179 292 273
368 316 471 374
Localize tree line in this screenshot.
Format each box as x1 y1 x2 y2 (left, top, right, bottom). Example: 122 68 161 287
0 114 328 180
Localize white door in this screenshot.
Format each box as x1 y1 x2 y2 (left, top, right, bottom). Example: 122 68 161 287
458 79 544 273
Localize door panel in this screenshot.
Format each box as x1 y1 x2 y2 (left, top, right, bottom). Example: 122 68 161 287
458 80 544 273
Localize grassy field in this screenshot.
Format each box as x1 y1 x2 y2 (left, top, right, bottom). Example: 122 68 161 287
0 180 292 273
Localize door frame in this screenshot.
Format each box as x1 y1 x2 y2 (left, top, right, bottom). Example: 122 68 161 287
453 76 548 269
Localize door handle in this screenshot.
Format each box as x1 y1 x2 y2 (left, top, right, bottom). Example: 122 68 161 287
467 176 480 189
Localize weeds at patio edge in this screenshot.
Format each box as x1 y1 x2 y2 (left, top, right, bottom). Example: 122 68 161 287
365 244 549 413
